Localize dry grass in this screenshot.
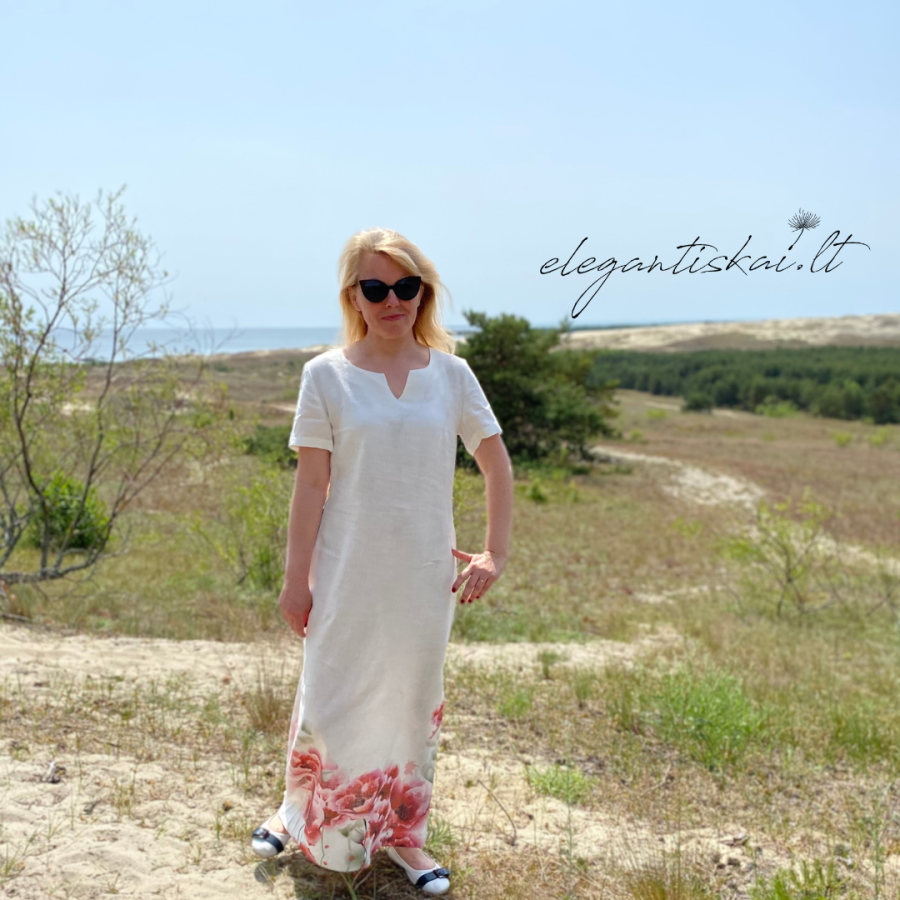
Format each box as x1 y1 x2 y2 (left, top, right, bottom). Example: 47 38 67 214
3 372 900 898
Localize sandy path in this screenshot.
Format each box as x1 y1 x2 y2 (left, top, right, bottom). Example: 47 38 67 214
0 622 690 899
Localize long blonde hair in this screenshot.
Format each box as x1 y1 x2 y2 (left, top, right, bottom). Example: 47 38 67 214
336 228 457 353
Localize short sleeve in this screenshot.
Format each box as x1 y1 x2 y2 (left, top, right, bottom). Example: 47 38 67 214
457 359 502 456
289 365 334 452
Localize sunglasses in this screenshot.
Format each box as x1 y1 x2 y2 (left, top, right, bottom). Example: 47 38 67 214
357 276 422 303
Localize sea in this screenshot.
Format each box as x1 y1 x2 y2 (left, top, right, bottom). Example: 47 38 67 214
51 321 666 360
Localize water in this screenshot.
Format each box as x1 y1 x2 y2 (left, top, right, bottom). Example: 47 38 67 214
53 326 466 360
49 321 670 360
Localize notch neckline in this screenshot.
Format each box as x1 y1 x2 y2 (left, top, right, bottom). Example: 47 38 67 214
339 345 433 400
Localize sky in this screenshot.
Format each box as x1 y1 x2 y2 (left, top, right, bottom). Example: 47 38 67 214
1 0 897 331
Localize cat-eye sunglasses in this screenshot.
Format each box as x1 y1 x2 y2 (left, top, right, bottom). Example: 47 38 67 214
357 276 422 303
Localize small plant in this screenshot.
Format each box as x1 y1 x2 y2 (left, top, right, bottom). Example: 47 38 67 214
241 657 294 737
613 664 769 771
426 813 459 855
750 858 844 899
833 431 853 447
566 667 598 709
755 396 800 418
868 426 892 447
525 763 595 806
646 408 669 420
497 684 534 718
650 666 768 770
628 429 645 442
537 649 567 680
722 488 836 616
525 477 549 503
621 847 714 899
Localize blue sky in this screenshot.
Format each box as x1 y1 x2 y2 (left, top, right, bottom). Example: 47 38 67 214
1 0 896 330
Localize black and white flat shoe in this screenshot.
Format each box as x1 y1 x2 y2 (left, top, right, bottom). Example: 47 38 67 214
385 846 450 895
251 818 291 859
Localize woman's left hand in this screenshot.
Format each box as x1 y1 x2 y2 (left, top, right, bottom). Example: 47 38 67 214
451 547 507 603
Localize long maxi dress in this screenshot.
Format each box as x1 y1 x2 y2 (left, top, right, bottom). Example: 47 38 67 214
279 345 502 872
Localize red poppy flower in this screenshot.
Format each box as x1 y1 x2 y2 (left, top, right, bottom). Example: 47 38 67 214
327 769 384 819
386 777 431 844
288 747 323 789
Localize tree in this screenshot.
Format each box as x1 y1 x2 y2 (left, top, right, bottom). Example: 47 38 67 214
455 310 619 464
0 187 233 596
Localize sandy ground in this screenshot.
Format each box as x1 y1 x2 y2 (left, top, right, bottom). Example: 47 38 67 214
203 312 900 360
3 445 899 897
0 622 701 899
556 312 900 352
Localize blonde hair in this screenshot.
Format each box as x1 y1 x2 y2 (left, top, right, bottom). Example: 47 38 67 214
336 228 457 353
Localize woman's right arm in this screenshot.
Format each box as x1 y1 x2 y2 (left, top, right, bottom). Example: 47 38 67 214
279 446 331 637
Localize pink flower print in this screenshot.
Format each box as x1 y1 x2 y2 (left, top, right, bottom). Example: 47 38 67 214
287 747 323 790
404 760 417 776
362 794 392 853
327 769 384 820
430 701 444 740
378 764 400 801
386 777 431 846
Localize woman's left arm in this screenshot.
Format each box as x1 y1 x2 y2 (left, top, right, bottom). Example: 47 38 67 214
451 433 514 603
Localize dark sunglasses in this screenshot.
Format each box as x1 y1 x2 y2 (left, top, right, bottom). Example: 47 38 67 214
357 276 422 303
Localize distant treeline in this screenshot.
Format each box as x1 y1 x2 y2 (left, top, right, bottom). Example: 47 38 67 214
585 346 900 424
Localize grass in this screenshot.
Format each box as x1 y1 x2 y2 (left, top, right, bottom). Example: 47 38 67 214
3 377 900 898
525 763 596 805
750 859 846 900
605 662 771 771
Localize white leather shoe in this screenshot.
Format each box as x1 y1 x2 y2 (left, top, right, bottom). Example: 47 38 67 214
385 846 451 895
251 816 291 859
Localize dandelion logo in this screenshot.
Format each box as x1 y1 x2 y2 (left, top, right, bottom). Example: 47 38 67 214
787 208 821 251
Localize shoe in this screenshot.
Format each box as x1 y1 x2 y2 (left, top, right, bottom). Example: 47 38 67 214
385 846 451 895
251 816 291 859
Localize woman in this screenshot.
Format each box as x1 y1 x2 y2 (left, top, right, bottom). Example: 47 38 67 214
251 227 514 895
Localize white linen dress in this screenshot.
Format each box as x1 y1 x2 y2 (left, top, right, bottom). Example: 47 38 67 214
278 345 502 872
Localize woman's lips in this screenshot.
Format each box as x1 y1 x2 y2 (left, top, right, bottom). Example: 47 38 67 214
383 314 404 320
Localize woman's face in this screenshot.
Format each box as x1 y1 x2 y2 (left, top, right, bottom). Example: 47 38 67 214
351 251 424 339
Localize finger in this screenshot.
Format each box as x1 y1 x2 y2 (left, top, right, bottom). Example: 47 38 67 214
452 566 473 593
462 575 486 604
451 547 473 562
469 578 488 603
473 577 494 600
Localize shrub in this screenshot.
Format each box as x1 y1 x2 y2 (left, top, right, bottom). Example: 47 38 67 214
457 311 620 466
24 470 110 552
648 666 769 770
722 489 836 616
755 396 799 417
682 391 714 412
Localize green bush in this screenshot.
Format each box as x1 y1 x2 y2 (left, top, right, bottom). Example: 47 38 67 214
24 470 110 552
653 667 768 769
682 391 714 412
609 664 769 771
756 396 799 417
243 423 296 469
456 311 619 466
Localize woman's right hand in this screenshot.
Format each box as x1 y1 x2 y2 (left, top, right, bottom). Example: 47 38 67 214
279 582 313 637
